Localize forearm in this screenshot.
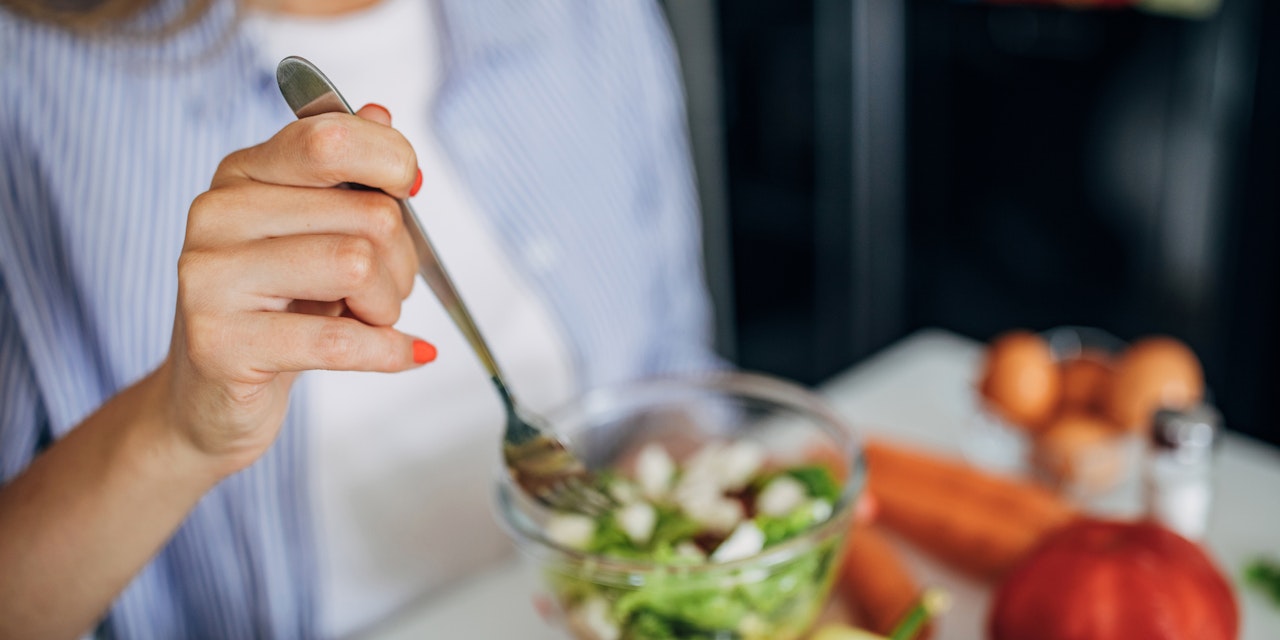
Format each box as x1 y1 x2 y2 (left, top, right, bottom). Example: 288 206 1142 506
0 105 429 640
0 366 223 639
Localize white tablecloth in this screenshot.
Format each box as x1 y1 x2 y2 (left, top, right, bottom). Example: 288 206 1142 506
364 329 1280 640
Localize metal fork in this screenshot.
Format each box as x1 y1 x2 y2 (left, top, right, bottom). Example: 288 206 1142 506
276 56 614 516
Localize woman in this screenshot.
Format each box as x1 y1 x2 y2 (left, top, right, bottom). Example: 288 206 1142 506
0 0 717 637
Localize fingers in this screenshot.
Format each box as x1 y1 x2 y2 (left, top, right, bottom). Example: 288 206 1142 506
188 311 435 376
181 234 408 327
252 313 433 373
289 300 346 317
177 102 431 384
187 183 398 244
214 112 420 199
356 103 392 126
249 313 433 373
186 185 417 299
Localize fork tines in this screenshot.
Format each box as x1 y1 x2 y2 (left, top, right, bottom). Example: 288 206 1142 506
537 476 616 516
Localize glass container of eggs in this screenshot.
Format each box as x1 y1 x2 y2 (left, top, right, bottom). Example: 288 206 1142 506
965 326 1206 512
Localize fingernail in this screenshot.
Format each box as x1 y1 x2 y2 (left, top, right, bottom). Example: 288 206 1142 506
409 168 423 197
412 339 437 364
366 103 391 121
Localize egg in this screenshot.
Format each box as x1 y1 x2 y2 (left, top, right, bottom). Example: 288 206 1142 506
1032 413 1125 495
1059 350 1114 415
980 331 1062 432
1105 336 1204 433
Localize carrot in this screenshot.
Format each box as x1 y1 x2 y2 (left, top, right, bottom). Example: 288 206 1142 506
863 438 1076 580
840 524 931 639
864 440 1072 527
870 478 1047 578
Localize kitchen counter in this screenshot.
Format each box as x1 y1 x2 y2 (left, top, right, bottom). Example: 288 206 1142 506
366 329 1280 639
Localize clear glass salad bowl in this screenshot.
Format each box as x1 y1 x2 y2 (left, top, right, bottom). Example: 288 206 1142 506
494 372 865 640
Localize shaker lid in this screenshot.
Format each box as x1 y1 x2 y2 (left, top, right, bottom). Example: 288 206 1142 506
1151 404 1221 461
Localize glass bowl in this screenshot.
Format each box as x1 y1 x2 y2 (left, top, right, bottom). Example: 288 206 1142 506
494 372 864 640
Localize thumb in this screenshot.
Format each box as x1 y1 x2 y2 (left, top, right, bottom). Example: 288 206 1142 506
357 102 392 126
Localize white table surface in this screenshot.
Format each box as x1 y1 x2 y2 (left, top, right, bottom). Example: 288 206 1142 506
365 329 1280 640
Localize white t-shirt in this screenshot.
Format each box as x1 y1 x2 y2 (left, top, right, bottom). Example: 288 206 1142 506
246 1 577 636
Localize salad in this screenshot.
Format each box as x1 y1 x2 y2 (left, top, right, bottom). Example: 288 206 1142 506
541 440 847 640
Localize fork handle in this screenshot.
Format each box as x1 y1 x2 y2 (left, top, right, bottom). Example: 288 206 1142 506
276 56 508 384
397 200 506 381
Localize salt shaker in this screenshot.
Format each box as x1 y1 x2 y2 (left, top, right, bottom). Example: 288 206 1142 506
1143 405 1221 540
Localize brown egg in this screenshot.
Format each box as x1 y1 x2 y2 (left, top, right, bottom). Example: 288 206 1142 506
1032 413 1125 496
1059 351 1114 415
1106 336 1204 433
980 331 1062 432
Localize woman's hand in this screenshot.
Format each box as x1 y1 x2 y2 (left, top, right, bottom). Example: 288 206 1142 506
161 104 432 476
0 104 436 640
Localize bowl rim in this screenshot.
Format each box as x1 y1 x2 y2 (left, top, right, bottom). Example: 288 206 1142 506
1040 325 1128 361
493 370 865 579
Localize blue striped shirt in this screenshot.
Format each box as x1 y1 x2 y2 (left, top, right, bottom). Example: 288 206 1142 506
0 1 715 636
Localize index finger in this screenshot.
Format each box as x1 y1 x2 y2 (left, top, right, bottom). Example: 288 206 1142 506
214 113 419 198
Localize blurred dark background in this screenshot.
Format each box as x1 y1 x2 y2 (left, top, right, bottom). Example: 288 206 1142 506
659 0 1280 446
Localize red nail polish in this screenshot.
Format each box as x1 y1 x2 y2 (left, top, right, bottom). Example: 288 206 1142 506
412 339 437 364
410 168 423 197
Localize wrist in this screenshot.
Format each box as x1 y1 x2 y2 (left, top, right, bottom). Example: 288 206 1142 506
119 366 233 492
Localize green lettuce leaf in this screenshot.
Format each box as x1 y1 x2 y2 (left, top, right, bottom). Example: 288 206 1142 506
784 465 841 503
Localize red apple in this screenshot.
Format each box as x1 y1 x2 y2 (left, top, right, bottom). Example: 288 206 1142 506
989 519 1237 640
